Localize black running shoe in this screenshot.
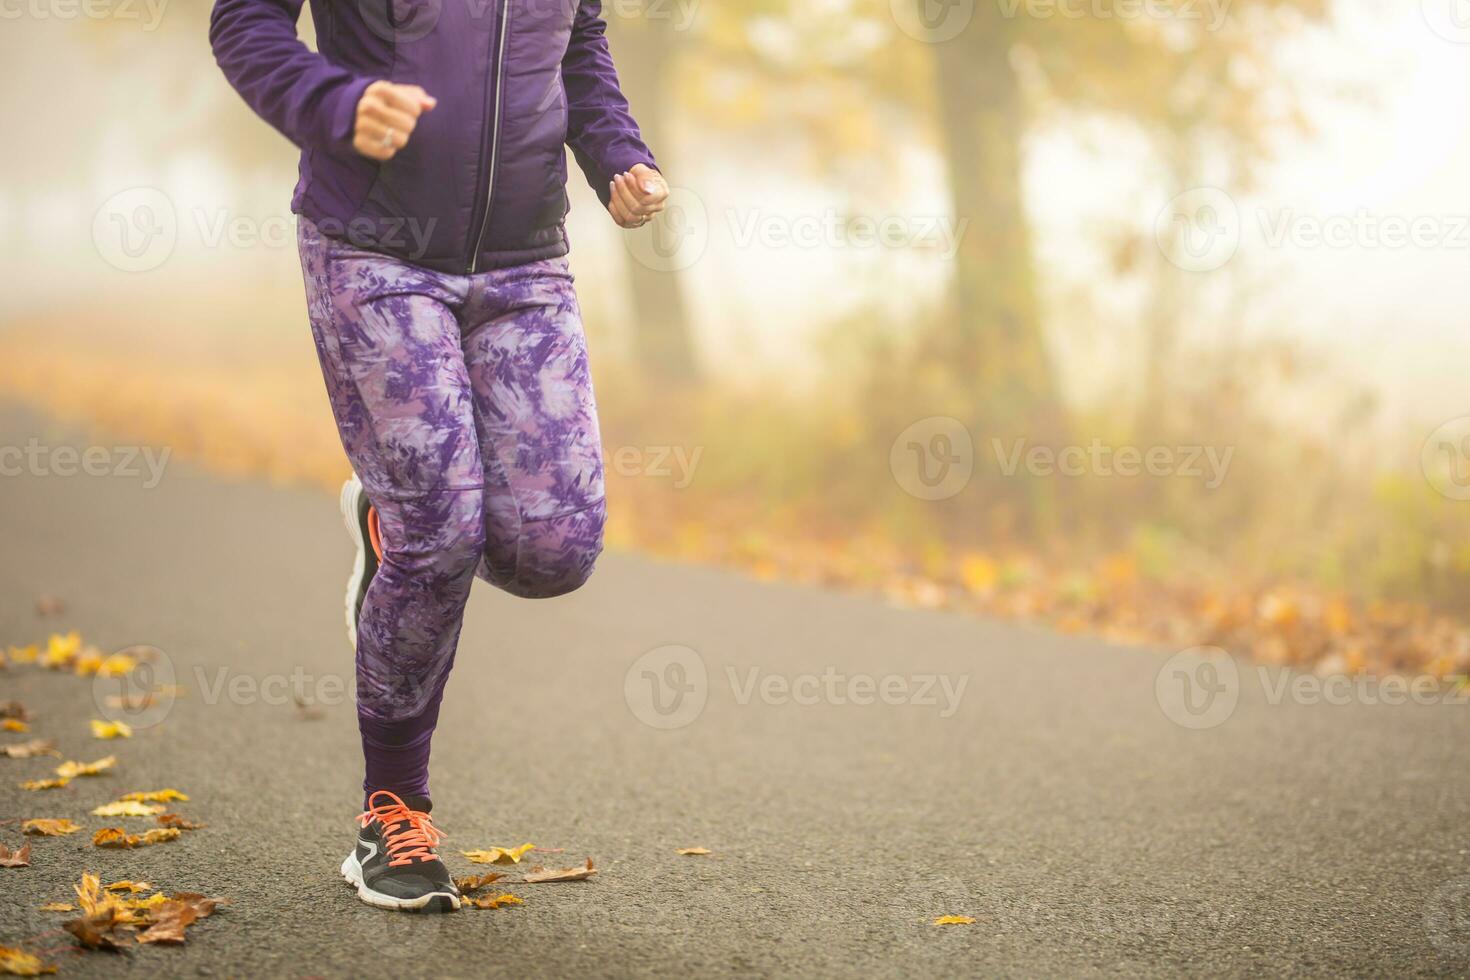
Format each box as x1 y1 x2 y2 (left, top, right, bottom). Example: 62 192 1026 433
341 791 460 912
340 474 380 650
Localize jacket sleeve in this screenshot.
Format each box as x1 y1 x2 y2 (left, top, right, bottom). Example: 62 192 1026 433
209 0 374 157
562 0 659 207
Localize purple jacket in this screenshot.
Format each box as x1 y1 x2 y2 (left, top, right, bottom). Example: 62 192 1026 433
210 0 657 273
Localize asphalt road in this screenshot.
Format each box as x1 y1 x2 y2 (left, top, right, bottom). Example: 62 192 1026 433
2 406 1469 978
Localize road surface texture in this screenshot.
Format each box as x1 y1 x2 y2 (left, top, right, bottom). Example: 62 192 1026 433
2 406 1469 978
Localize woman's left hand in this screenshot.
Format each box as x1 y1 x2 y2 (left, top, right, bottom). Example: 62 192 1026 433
608 164 669 229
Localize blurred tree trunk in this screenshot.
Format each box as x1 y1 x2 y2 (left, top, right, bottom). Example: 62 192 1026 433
607 17 700 382
929 10 1056 428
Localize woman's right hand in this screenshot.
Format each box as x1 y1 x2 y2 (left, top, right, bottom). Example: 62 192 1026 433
353 81 438 162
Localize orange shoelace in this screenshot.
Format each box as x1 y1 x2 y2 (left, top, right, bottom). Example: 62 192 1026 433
358 790 444 867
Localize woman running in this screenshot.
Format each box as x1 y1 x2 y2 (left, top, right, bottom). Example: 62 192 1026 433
210 0 667 912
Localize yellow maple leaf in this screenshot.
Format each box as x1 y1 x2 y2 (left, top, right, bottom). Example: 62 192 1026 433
89 719 133 740
677 847 712 856
96 653 138 678
55 755 116 778
22 819 82 837
465 892 523 909
73 651 104 677
42 632 81 669
462 843 536 865
1 719 28 733
933 915 975 926
120 788 189 803
0 945 55 976
19 778 69 791
90 800 163 817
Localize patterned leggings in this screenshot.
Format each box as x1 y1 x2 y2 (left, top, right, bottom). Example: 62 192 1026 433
298 220 606 804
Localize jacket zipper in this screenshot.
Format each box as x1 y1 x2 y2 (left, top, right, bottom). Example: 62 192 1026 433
467 0 512 274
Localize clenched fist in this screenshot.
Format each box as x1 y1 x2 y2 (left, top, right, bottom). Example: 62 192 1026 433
608 164 669 229
353 81 438 162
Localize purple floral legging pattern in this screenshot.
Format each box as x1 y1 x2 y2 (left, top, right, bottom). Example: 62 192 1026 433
298 220 605 804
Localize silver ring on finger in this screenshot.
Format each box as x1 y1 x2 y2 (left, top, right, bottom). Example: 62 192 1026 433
381 129 395 150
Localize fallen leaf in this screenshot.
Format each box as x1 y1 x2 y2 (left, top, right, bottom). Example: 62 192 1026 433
42 632 81 669
35 596 65 617
0 843 30 868
157 813 206 830
677 847 711 856
55 755 115 778
3 739 57 759
39 903 75 913
0 702 31 721
0 945 55 975
95 654 138 678
933 915 975 925
22 819 81 837
135 900 198 945
463 892 522 910
73 652 103 677
1 720 28 733
62 908 128 952
90 800 162 817
453 871 505 894
20 778 69 791
104 880 152 894
92 827 181 849
462 843 536 865
120 788 188 803
6 646 39 666
89 720 132 740
521 858 597 883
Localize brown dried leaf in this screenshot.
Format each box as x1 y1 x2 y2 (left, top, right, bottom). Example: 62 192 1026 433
93 826 181 849
521 858 597 883
0 702 31 722
452 871 505 894
104 880 152 894
0 843 30 868
3 740 57 760
677 847 711 856
35 596 65 617
156 813 207 831
62 908 128 952
22 819 81 837
463 892 522 910
134 900 199 945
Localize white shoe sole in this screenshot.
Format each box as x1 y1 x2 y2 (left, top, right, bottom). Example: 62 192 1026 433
340 851 460 913
340 476 369 651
